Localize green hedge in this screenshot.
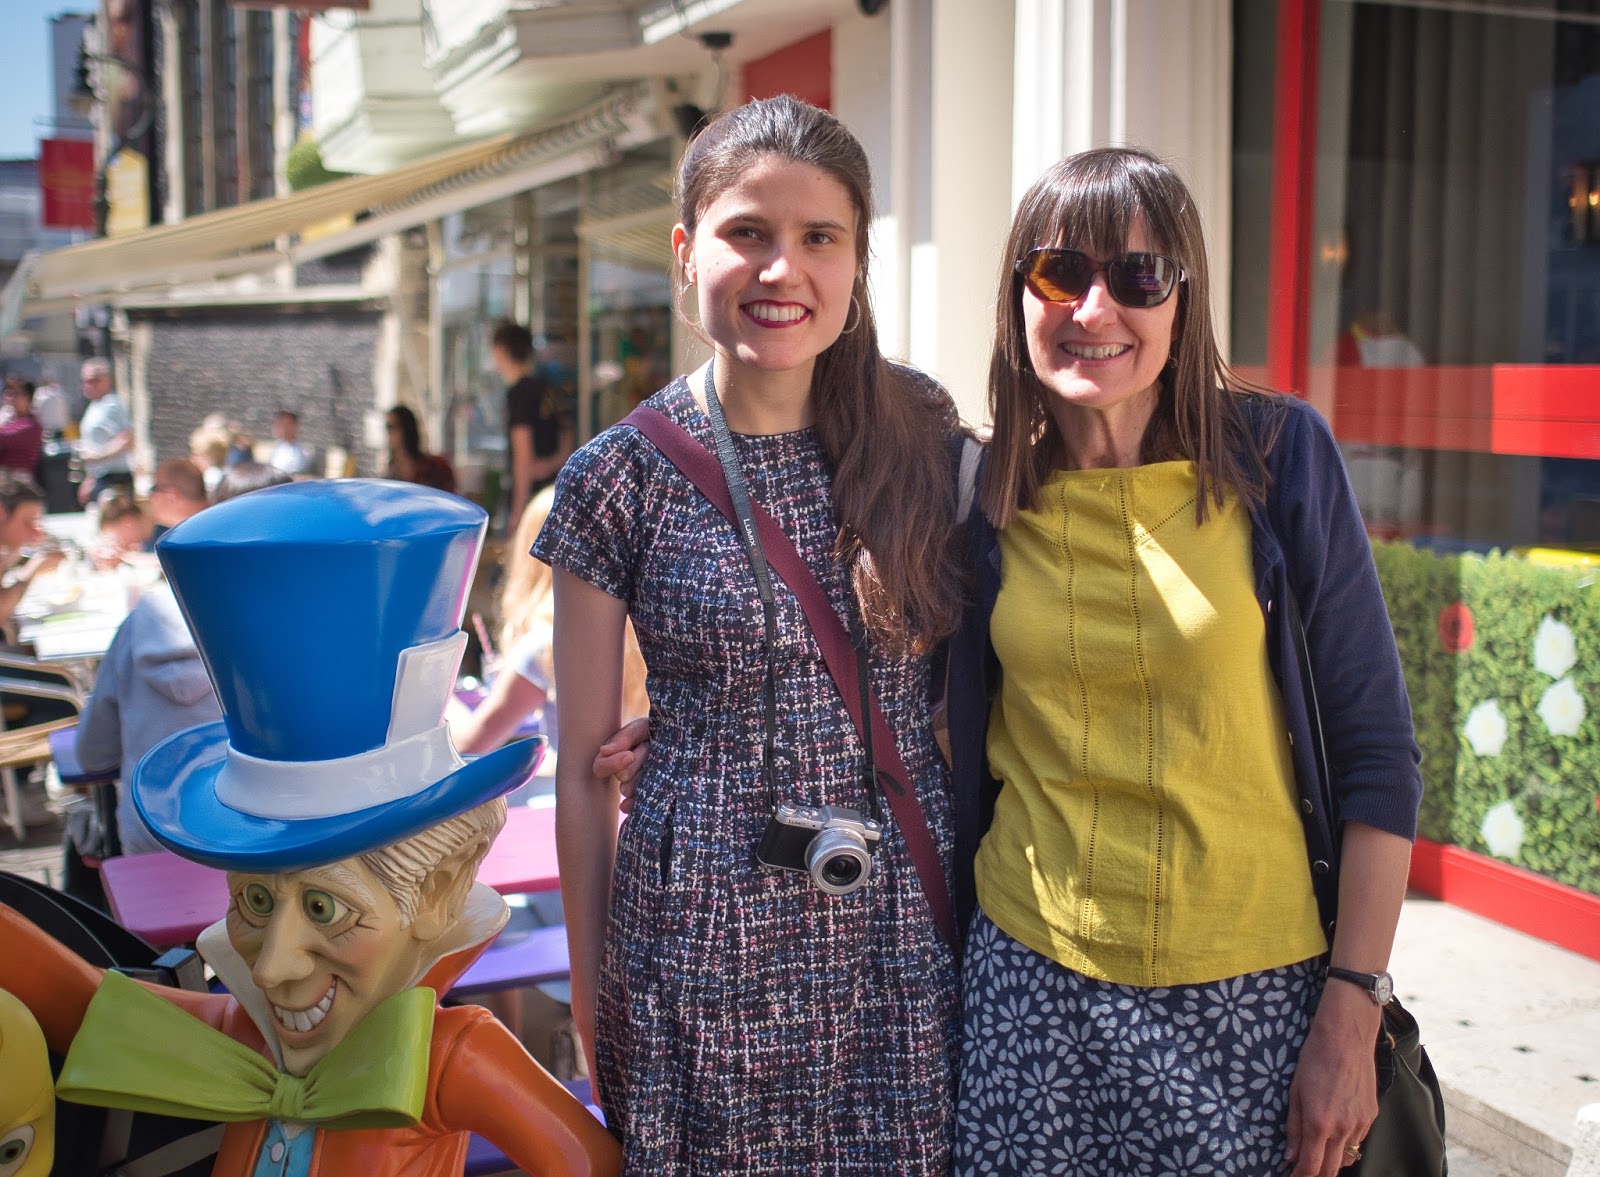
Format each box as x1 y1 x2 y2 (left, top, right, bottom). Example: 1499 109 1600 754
1373 542 1600 895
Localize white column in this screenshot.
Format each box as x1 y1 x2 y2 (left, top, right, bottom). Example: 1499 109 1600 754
924 0 1016 426
1009 0 1234 362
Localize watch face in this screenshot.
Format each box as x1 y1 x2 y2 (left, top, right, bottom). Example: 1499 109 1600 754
1373 971 1395 1004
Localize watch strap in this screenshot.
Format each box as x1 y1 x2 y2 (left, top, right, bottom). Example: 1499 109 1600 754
1325 966 1389 1003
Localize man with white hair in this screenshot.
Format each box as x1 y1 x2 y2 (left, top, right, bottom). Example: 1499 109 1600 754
75 358 133 504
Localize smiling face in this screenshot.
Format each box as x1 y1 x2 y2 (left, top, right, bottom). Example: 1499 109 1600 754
226 858 437 1077
1022 218 1178 437
674 154 860 389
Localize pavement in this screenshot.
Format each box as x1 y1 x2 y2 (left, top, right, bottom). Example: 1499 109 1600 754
1 781 1593 1176
1390 894 1600 1177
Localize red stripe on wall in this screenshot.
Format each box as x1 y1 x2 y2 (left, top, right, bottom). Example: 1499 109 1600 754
1329 365 1600 457
1266 0 1320 396
738 29 832 111
1410 838 1600 962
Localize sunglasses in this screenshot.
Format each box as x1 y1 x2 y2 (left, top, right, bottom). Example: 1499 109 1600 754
1015 247 1184 309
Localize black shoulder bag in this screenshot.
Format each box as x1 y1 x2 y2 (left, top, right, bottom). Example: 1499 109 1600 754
1284 590 1448 1176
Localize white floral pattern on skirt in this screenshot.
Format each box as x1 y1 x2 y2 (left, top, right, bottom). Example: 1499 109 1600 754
955 907 1322 1176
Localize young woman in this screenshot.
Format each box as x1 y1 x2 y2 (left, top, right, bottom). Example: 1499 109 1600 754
945 147 1423 1177
532 97 966 1173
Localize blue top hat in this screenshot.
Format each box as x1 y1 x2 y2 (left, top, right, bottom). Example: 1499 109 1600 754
133 480 542 872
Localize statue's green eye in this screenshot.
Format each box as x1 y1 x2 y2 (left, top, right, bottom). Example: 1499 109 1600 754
0 1139 25 1162
242 882 275 917
302 888 348 926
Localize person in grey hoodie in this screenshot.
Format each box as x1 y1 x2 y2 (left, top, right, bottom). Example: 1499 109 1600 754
74 463 291 857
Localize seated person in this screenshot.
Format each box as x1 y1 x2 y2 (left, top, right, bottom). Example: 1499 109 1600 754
190 427 230 496
383 405 456 493
0 471 65 642
89 497 153 570
146 457 208 544
75 464 291 859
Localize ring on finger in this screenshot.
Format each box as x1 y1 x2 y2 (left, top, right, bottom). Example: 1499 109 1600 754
1343 1143 1363 1164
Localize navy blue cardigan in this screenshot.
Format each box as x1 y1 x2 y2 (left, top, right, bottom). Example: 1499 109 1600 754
945 394 1424 943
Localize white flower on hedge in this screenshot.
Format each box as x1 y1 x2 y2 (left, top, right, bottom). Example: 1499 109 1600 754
1538 677 1586 738
1534 615 1578 680
1463 699 1508 756
1480 800 1525 860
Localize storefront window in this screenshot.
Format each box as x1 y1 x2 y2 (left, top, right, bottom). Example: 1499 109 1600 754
1229 0 1277 384
438 253 515 468
581 145 676 437
1309 1 1600 549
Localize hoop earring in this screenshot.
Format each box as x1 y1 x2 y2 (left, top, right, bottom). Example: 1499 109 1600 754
840 295 862 335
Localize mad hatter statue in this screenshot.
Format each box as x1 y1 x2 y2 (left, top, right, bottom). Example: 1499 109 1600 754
0 480 620 1177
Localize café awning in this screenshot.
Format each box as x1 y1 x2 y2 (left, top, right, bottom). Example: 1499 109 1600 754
13 84 663 315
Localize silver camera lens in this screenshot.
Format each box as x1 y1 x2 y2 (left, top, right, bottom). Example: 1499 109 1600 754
806 826 873 895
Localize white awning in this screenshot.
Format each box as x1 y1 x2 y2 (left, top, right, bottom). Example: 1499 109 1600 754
13 83 664 317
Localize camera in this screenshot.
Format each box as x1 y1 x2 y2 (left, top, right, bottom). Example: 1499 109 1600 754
757 803 882 895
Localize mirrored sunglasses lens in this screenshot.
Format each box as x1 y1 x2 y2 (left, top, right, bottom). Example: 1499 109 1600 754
1028 250 1094 302
1109 254 1176 307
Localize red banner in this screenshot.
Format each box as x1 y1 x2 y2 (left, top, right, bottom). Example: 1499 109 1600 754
39 138 96 230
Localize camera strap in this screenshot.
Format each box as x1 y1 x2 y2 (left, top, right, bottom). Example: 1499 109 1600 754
623 384 958 950
700 363 787 804
700 365 884 826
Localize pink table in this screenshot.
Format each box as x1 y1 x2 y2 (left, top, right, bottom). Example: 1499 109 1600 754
101 804 563 948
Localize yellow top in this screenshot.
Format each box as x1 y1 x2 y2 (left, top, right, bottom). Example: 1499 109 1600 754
974 461 1327 986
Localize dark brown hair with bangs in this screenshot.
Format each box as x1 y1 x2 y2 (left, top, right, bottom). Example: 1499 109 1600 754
979 146 1272 528
675 96 963 653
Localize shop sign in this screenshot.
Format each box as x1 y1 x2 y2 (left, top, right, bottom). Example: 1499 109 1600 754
105 149 150 237
38 138 96 230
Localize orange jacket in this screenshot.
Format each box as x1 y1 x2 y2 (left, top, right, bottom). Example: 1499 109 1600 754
1 903 620 1177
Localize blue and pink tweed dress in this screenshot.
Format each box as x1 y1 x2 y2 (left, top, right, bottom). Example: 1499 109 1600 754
532 379 960 1175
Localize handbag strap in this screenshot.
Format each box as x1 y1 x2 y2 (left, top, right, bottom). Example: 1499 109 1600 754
624 402 959 950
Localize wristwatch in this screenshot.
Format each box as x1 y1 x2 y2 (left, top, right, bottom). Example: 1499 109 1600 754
1325 966 1394 1005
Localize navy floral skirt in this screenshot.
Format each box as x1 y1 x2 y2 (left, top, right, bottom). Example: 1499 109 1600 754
955 908 1321 1176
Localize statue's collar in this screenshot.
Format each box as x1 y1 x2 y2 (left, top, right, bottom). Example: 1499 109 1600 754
197 882 509 1069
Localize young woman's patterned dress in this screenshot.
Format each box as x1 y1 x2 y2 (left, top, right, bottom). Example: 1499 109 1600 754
533 379 960 1175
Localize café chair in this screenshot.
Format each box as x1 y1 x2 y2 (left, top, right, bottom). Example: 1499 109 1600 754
0 671 84 840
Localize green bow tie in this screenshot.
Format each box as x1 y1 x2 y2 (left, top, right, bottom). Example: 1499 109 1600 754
56 970 433 1129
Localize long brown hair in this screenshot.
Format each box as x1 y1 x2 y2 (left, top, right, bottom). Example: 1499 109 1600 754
980 147 1272 528
675 96 962 653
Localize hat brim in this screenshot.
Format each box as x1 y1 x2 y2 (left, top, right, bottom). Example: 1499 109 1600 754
132 721 544 873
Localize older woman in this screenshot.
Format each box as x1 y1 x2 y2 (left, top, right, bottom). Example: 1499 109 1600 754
946 148 1422 1177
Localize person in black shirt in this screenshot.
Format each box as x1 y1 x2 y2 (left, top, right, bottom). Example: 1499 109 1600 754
491 320 569 526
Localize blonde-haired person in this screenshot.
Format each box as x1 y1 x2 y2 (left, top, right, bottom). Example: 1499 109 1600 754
190 427 230 496
451 488 646 762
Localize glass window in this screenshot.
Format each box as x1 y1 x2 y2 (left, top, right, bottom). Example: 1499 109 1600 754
1229 0 1278 384
439 254 515 465
1308 1 1600 550
580 144 675 436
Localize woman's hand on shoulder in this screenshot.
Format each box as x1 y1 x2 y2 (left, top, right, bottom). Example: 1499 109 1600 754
592 715 650 813
1285 981 1383 1177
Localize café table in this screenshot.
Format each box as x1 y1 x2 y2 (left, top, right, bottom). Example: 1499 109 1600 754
100 802 567 949
14 566 139 664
